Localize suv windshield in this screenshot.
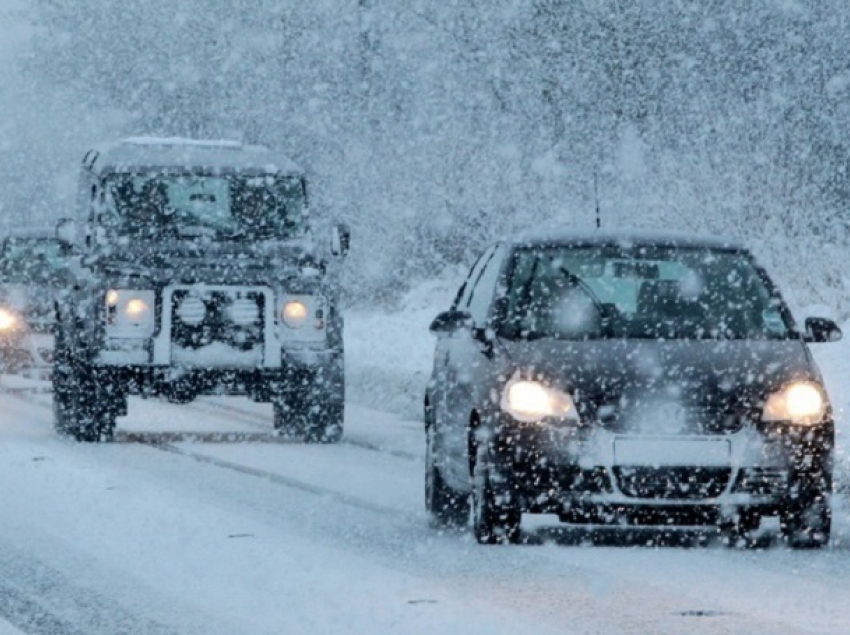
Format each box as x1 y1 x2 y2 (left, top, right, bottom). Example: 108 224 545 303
501 245 792 340
0 238 65 285
103 173 306 240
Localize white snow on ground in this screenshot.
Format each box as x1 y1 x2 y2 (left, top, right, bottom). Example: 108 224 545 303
346 275 461 419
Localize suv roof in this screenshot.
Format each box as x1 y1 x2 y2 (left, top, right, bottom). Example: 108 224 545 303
511 228 746 252
2 227 56 241
82 137 304 178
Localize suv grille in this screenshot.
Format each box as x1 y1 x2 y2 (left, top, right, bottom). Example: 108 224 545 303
614 466 732 499
171 289 265 351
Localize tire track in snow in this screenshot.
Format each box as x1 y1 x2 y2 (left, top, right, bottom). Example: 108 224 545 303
4 388 407 520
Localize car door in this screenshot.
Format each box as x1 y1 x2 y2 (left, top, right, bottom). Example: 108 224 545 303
431 247 492 434
443 243 508 487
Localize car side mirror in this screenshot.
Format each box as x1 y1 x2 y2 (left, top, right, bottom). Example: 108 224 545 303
429 309 473 334
330 224 350 257
804 317 842 343
55 218 78 248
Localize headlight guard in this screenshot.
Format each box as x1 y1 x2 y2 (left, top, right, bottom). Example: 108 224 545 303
105 289 156 338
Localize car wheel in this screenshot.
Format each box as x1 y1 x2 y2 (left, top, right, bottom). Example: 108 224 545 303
425 425 470 529
781 473 832 549
472 442 520 545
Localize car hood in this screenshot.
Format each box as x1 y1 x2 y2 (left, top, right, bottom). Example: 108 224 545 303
501 337 820 416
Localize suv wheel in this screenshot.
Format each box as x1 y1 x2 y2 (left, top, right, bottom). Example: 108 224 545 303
781 470 832 549
425 424 469 528
53 329 116 443
472 442 521 545
273 391 344 444
719 508 761 548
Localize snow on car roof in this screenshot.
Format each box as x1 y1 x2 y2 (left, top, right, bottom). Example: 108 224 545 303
83 137 304 177
511 228 746 251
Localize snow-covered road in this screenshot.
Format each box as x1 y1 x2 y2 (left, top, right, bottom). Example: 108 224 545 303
1 385 849 634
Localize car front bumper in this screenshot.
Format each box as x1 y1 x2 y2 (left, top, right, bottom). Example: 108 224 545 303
492 415 832 522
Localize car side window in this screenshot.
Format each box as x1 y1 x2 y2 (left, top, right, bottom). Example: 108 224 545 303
454 246 495 310
467 244 506 325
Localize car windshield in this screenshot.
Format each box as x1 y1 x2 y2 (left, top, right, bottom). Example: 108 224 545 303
103 173 307 240
501 245 792 341
0 238 65 285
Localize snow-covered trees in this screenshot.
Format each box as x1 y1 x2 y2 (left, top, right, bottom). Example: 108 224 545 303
4 0 850 309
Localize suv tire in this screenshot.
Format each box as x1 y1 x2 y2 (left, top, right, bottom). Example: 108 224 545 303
53 327 117 443
273 390 344 444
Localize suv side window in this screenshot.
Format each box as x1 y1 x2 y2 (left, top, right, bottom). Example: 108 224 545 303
453 246 496 310
467 244 506 325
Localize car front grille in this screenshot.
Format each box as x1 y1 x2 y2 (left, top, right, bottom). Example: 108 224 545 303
614 466 732 500
171 289 265 351
598 405 750 436
732 468 789 496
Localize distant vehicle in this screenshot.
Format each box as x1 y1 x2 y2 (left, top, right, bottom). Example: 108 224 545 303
425 230 840 548
53 137 349 442
0 229 67 376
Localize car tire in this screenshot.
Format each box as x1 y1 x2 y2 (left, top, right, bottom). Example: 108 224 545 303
781 471 832 549
425 424 470 529
472 442 521 545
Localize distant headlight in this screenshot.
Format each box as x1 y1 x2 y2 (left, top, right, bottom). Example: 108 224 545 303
501 379 579 423
105 289 156 337
762 381 827 425
0 307 18 331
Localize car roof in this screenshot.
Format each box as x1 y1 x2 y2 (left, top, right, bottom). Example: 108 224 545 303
509 228 747 252
82 137 304 178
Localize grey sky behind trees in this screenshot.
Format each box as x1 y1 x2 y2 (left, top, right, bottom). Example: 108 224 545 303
2 1 849 308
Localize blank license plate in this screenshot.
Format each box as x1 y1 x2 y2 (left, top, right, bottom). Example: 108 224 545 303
614 437 731 466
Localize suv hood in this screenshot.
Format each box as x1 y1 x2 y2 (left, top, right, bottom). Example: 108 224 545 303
93 240 321 284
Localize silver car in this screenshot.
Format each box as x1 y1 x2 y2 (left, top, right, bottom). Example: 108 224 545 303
0 229 66 376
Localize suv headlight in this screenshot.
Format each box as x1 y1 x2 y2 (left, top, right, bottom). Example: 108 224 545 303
105 289 156 338
501 379 579 423
762 381 827 425
278 295 326 342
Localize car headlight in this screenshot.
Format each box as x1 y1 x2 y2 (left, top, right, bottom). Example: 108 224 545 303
501 379 579 423
0 307 18 331
762 381 827 425
105 289 156 337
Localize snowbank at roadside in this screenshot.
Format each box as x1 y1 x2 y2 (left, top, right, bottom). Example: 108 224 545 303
345 275 460 421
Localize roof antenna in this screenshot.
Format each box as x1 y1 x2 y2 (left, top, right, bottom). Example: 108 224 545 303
594 170 601 229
